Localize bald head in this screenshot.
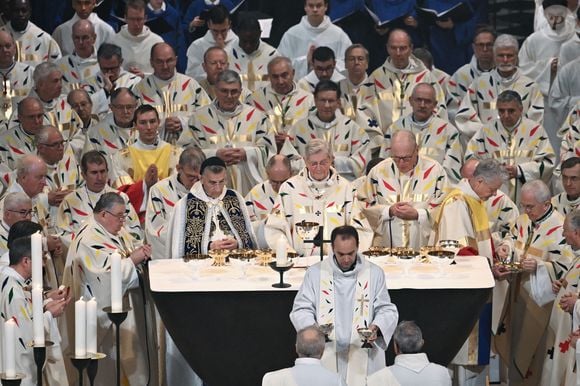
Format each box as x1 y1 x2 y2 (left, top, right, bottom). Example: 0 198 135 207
391 131 418 174
387 29 413 69
150 42 177 80
72 19 96 58
391 130 417 149
267 155 292 193
15 155 47 198
0 30 16 68
461 159 479 179
17 97 44 135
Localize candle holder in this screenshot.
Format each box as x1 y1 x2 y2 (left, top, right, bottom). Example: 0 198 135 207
87 353 106 386
31 340 52 386
268 261 294 288
103 306 131 386
70 356 91 386
0 373 25 386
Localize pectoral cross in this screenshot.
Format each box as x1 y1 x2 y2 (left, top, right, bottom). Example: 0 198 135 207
357 293 369 316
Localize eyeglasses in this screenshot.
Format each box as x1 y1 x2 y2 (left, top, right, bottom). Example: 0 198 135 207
7 208 36 216
217 88 241 97
111 104 137 111
105 210 128 220
346 56 367 63
392 155 414 162
39 140 65 148
307 159 331 168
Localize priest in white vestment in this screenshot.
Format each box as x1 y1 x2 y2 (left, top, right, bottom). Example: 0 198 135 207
359 130 447 250
1 0 61 65
185 4 238 80
62 192 154 386
0 192 32 259
266 139 371 257
112 0 163 77
246 56 314 150
262 326 350 386
290 225 399 386
548 57 580 132
296 46 345 93
52 0 115 56
0 31 34 124
277 0 351 79
55 19 100 94
559 101 580 162
178 70 276 196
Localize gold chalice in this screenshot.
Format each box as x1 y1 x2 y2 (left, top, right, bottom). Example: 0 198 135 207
295 221 320 241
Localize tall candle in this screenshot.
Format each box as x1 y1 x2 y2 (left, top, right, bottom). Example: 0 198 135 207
32 288 44 346
75 297 86 357
86 297 97 354
276 238 288 266
3 319 16 377
31 232 42 288
110 251 122 312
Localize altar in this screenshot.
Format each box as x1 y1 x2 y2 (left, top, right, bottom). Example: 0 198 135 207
149 255 494 386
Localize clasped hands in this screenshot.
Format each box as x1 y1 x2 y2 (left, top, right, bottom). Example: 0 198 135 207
216 147 247 166
389 202 418 220
129 244 152 265
209 237 238 251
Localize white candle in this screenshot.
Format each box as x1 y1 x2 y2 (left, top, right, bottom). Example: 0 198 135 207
32 288 44 346
75 297 86 357
86 297 97 354
31 232 43 288
3 319 16 377
276 238 288 266
110 251 122 312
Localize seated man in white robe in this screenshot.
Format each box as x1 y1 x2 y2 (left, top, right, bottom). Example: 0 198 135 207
112 0 163 78
548 56 580 132
380 82 463 183
0 31 34 124
277 0 351 79
266 139 371 256
63 192 153 385
262 325 349 386
358 130 447 250
165 157 256 385
68 89 98 130
540 208 580 386
112 104 181 223
0 235 70 386
199 47 229 100
56 150 142 248
226 16 279 93
52 0 115 56
55 19 100 94
133 42 210 143
297 46 345 93
82 43 141 118
1 0 61 66
455 34 544 146
178 69 276 196
338 44 374 123
283 80 371 181
448 27 496 122
246 56 314 150
495 180 574 385
465 90 555 204
245 154 292 248
186 4 238 81
553 157 580 215
290 225 399 386
0 192 32 261
369 321 450 386
146 146 205 260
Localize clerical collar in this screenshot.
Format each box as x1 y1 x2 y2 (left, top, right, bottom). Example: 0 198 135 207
240 40 263 59
213 100 242 117
136 137 160 148
497 68 519 85
271 83 297 98
532 204 553 227
0 62 16 76
503 117 522 133
311 112 338 129
411 113 433 129
334 255 357 272
567 194 580 203
191 180 227 203
147 2 166 13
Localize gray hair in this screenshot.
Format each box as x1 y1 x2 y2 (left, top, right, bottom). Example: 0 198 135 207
344 43 369 62
267 56 293 74
67 89 92 105
34 125 61 145
567 209 580 231
305 139 333 160
296 326 325 358
97 43 123 60
411 82 436 100
17 96 43 117
521 180 551 203
15 155 45 179
472 159 508 183
266 154 291 172
203 165 226 175
497 90 522 106
216 69 241 86
33 62 60 84
4 192 31 210
179 146 206 170
93 192 125 214
72 19 95 35
391 130 417 148
394 321 424 354
493 34 519 53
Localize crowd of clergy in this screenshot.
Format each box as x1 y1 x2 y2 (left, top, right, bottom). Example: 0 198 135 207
0 0 579 384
